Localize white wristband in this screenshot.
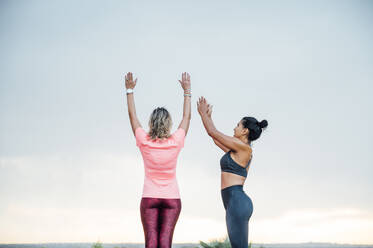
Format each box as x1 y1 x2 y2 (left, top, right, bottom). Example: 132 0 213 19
126 88 134 94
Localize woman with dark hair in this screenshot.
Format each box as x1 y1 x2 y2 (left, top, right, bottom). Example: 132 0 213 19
125 72 191 248
197 96 268 248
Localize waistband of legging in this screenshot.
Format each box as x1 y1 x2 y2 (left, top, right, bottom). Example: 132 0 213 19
221 184 243 193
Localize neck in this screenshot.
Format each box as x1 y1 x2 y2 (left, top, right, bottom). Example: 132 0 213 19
239 136 250 145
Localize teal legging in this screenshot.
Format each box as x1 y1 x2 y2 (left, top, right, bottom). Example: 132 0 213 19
221 185 254 248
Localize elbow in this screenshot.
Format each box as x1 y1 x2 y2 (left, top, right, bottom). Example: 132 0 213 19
207 128 217 138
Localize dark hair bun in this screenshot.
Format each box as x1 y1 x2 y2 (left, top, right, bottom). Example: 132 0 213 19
258 120 268 129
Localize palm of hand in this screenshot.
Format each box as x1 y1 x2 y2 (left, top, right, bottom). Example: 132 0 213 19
125 72 137 89
197 96 211 116
178 72 191 91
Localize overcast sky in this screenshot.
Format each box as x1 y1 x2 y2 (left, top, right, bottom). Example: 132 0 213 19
0 0 372 244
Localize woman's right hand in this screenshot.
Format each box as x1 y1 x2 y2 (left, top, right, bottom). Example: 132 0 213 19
178 72 191 92
125 72 137 89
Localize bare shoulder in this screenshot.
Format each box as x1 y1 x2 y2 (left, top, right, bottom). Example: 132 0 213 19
231 140 252 160
232 137 252 152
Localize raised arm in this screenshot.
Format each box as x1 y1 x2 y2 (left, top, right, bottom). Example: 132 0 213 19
125 72 142 135
212 137 230 153
197 96 249 153
177 72 191 135
205 104 230 152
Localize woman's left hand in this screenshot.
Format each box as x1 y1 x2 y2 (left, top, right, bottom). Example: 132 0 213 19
197 96 210 116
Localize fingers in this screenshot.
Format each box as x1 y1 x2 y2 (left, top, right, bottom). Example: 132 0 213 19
125 72 134 82
197 96 208 105
125 72 130 81
197 96 208 108
180 72 191 83
197 96 212 116
125 72 138 84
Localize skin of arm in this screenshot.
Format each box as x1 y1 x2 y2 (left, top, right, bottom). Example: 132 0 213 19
205 104 230 152
177 72 192 135
125 72 142 135
212 137 230 152
197 97 250 153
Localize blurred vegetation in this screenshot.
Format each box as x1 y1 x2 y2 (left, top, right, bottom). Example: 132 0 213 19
198 236 259 248
92 241 103 248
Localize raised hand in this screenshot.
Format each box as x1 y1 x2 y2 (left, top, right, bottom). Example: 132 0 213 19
207 104 213 117
197 96 210 116
178 72 191 92
125 72 137 89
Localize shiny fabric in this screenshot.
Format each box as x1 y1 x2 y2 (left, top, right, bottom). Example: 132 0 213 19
221 185 253 248
140 197 182 248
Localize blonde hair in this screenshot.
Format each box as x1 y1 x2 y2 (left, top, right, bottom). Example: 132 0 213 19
148 107 172 140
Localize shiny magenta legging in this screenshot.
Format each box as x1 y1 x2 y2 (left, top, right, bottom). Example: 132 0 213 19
140 197 182 248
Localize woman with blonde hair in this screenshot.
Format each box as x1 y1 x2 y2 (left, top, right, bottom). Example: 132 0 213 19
125 72 191 248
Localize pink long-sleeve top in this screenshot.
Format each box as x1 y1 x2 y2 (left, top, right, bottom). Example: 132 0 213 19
135 127 186 199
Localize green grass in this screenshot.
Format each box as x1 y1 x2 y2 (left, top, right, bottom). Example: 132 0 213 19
92 241 103 248
198 236 259 248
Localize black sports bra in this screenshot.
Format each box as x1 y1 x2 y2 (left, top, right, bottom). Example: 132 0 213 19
220 150 252 178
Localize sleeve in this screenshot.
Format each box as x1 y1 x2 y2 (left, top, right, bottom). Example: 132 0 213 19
172 128 186 148
135 127 148 147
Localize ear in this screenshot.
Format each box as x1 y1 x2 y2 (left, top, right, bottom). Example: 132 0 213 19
242 128 249 136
